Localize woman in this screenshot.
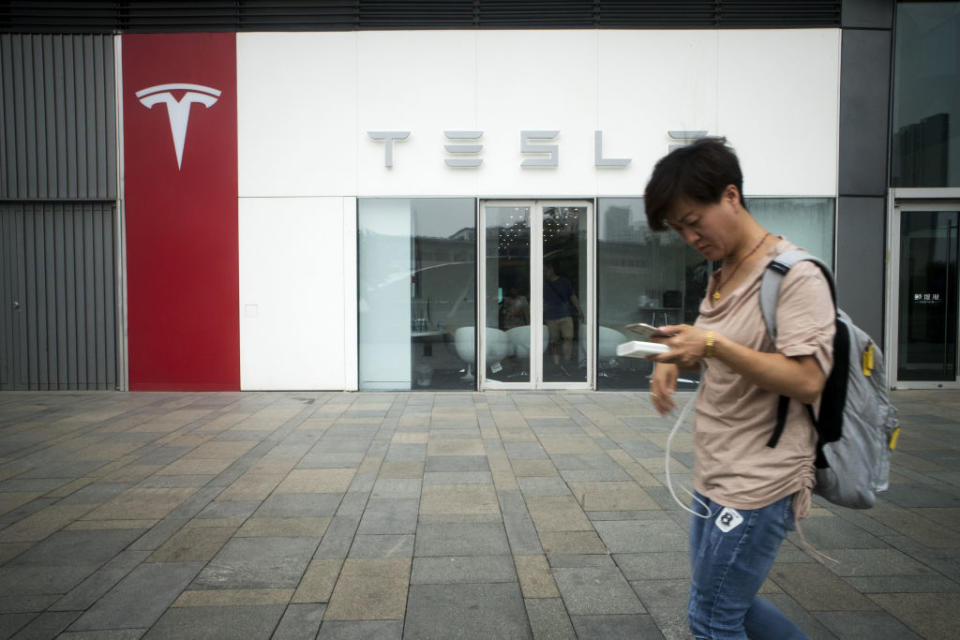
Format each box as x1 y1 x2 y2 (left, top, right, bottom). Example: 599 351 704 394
644 138 834 640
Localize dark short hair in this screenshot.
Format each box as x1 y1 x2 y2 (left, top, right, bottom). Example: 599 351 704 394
643 137 746 231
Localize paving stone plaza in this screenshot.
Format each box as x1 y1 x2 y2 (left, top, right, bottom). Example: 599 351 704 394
0 389 958 639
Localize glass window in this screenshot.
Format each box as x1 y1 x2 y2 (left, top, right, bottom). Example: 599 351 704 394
358 198 476 390
543 205 589 383
597 198 707 390
892 2 960 187
897 210 959 381
596 197 835 390
484 205 532 384
746 198 835 268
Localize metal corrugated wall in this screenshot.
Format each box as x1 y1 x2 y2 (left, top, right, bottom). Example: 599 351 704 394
0 203 117 390
0 34 119 390
0 34 117 200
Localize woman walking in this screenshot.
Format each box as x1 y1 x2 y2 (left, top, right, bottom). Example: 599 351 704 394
644 138 834 640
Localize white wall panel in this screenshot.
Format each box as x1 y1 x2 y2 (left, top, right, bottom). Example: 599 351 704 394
357 31 478 196
597 30 720 196
238 33 357 197
239 197 349 390
717 30 840 196
238 29 839 199
475 31 599 197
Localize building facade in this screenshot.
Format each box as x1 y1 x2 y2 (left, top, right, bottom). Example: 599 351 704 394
1 1 958 392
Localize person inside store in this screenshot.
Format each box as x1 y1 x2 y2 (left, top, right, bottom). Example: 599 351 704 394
500 285 530 330
644 137 834 640
543 262 585 373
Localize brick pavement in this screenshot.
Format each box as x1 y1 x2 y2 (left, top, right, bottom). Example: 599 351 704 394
0 389 958 639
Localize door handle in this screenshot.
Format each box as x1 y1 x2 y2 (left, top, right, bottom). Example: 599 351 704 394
12 300 19 310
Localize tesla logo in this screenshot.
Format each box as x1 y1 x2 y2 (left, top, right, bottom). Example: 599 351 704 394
136 83 221 170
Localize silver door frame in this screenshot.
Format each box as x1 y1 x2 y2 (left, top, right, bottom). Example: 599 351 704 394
115 33 129 391
886 188 960 389
478 200 595 391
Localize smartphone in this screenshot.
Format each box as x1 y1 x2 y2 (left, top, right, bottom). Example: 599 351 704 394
624 322 667 340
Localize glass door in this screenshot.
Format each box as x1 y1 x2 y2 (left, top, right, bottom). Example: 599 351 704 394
889 203 960 388
479 201 593 390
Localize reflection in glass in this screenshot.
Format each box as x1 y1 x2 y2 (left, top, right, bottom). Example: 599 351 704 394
542 206 588 383
892 2 960 187
898 211 959 381
596 199 705 390
485 206 531 383
597 197 838 390
746 198 835 268
358 198 475 390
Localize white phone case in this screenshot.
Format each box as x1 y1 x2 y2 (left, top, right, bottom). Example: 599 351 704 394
616 341 670 358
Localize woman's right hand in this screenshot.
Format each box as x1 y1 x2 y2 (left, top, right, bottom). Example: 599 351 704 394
650 362 678 416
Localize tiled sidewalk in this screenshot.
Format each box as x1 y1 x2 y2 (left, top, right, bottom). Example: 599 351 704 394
0 389 958 639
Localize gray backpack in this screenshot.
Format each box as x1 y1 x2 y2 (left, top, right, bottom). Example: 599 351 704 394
760 251 899 509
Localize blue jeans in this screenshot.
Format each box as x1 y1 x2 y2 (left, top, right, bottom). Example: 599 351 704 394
687 491 808 640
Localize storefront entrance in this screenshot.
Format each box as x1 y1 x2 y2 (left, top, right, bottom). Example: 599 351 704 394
479 201 594 390
888 198 960 388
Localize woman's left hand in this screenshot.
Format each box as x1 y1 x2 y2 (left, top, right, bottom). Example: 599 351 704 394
650 324 710 369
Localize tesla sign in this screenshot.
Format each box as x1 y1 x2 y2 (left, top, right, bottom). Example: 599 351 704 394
367 129 708 169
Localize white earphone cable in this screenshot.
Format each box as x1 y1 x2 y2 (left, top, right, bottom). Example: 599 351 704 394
663 373 712 519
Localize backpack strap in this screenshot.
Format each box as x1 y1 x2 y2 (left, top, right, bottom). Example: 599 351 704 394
766 397 818 448
759 250 838 448
759 250 837 341
767 395 791 448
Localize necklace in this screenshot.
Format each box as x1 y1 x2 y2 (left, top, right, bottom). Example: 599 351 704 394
711 232 771 301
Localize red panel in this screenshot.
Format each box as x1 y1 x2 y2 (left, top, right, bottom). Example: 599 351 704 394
122 33 239 391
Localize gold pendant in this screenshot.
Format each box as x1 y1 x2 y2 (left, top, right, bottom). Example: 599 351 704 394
712 291 721 300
